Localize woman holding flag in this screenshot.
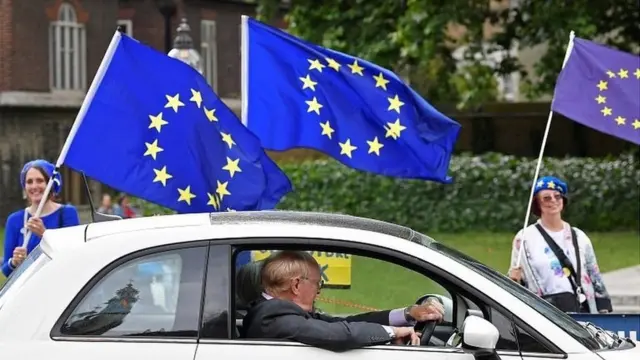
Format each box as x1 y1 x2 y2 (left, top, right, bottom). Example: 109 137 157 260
508 175 612 314
2 159 80 277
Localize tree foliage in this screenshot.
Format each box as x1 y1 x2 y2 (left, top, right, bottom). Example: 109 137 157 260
256 0 639 107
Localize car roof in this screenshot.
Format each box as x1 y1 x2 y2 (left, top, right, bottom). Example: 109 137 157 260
39 210 434 260
78 210 421 242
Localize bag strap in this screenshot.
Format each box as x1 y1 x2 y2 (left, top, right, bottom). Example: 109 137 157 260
569 227 581 287
535 224 582 294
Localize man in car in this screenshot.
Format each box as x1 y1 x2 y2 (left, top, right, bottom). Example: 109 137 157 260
242 250 445 352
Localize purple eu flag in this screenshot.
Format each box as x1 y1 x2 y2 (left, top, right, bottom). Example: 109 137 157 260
551 37 640 145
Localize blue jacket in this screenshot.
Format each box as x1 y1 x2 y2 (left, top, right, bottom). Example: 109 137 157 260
2 204 80 277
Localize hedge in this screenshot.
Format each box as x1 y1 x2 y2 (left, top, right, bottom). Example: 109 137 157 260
133 152 640 233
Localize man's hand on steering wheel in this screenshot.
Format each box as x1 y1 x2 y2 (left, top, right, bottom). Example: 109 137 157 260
405 297 445 346
391 327 422 345
406 299 445 323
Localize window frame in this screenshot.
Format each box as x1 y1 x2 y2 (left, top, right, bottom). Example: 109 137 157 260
49 2 87 92
198 237 563 356
200 19 218 92
49 240 211 343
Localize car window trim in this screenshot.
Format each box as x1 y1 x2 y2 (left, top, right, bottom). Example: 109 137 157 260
49 240 212 341
217 237 565 355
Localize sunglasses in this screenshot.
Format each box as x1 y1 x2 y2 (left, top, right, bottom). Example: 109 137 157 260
540 193 563 203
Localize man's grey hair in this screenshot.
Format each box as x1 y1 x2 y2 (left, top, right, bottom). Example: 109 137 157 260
261 250 319 296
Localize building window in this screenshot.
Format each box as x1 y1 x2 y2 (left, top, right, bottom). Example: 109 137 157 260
49 2 87 91
201 20 218 92
117 19 133 37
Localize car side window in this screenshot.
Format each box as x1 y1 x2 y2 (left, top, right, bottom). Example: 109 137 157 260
236 248 454 345
490 307 552 353
58 246 207 338
490 308 519 350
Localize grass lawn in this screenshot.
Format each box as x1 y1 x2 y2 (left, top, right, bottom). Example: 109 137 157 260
1 228 638 313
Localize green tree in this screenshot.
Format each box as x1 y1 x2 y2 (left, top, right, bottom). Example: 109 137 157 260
256 0 501 109
499 0 640 99
256 0 639 105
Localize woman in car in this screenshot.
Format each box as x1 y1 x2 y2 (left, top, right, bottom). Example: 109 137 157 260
508 175 612 314
2 159 80 277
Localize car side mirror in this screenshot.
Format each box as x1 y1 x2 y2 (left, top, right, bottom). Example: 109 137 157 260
461 316 501 360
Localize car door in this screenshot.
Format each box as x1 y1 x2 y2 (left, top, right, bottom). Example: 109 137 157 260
46 243 209 360
192 241 522 360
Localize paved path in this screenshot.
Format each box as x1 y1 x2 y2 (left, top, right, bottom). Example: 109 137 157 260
602 265 640 313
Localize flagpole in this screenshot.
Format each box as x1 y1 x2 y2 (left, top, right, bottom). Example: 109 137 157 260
21 30 123 248
240 15 249 127
515 30 576 267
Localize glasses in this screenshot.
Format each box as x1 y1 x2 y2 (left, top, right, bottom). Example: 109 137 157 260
302 276 324 289
540 193 563 203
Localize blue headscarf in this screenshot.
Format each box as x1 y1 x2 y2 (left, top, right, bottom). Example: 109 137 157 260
20 159 62 195
533 175 568 198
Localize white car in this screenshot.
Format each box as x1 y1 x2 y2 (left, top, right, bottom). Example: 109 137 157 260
0 211 637 360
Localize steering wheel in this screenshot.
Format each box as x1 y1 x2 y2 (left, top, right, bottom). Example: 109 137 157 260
415 296 443 346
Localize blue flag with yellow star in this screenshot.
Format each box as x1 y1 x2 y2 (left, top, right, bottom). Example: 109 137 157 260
551 37 640 145
242 17 461 183
63 32 292 213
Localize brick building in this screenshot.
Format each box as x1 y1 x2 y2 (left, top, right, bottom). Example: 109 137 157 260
0 0 286 222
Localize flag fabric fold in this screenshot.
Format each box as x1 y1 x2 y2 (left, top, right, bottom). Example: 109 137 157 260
552 37 640 145
243 17 461 183
64 33 292 213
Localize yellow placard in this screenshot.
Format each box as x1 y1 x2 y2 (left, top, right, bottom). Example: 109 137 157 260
251 250 352 288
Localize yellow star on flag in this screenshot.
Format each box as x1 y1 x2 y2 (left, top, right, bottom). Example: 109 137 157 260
177 186 196 205
339 139 357 158
601 107 612 116
306 97 323 115
618 69 629 79
204 106 218 122
222 157 242 178
385 119 406 139
595 95 606 104
216 180 231 201
614 116 626 125
326 58 341 71
635 68 640 79
308 59 325 72
189 89 202 108
143 139 163 160
152 166 173 186
387 95 405 113
348 60 364 76
366 137 384 156
207 192 221 210
597 80 608 91
319 120 335 139
148 112 168 132
299 75 317 91
632 119 640 130
165 93 185 112
373 72 389 91
606 70 616 78
221 132 235 148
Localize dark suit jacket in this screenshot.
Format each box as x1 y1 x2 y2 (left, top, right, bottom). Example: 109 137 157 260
242 298 394 352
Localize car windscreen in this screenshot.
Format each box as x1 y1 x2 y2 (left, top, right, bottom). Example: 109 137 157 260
0 246 51 304
411 233 602 351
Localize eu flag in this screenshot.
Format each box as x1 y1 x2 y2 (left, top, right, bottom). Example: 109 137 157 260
242 17 461 183
551 37 640 145
63 32 292 213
